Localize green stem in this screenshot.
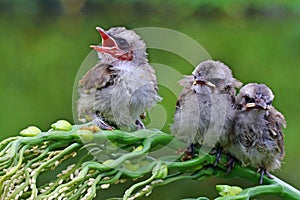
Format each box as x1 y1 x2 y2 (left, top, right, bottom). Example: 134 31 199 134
215 157 300 199
86 174 102 200
32 143 80 199
156 167 214 187
100 138 152 171
8 169 30 200
0 136 20 151
0 144 28 194
123 162 162 200
99 171 122 184
0 125 299 200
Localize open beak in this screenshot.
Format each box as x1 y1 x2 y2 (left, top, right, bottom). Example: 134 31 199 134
246 99 269 110
90 27 133 61
193 77 216 88
96 27 118 48
90 27 118 51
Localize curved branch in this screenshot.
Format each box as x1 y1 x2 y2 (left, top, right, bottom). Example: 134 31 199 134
0 122 298 200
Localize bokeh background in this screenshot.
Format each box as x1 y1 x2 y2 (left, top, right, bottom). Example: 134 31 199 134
0 0 299 199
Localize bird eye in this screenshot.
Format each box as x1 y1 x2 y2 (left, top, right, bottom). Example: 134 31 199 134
118 38 127 45
115 38 130 49
224 85 231 91
194 70 202 77
244 95 254 103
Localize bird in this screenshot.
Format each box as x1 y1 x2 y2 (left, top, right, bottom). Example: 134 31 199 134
171 60 242 161
228 83 286 184
77 27 162 131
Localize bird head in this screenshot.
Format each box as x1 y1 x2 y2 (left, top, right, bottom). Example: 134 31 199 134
90 27 147 64
236 83 274 111
192 60 242 94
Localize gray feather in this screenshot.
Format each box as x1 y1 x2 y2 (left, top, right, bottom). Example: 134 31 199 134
229 83 286 172
171 60 241 148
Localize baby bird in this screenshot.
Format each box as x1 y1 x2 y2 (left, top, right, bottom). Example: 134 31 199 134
171 60 242 161
229 83 286 184
77 27 161 131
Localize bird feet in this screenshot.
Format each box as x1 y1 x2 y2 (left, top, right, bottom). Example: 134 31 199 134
257 167 273 184
92 115 114 130
226 154 236 174
181 143 195 161
80 125 101 133
212 146 223 167
135 119 145 129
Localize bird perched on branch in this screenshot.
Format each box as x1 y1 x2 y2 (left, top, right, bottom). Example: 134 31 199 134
77 27 161 131
171 60 242 161
229 83 286 184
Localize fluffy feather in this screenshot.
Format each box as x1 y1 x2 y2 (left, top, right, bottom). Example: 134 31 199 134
171 60 242 148
77 27 161 131
229 83 286 174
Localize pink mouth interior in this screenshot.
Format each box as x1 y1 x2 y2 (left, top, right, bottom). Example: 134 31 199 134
102 37 117 48
93 27 133 61
97 28 117 48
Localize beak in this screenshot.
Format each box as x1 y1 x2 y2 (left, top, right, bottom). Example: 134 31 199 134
255 99 268 110
245 99 269 110
90 27 133 61
245 102 256 108
90 27 118 50
205 81 216 88
193 77 215 88
96 27 118 48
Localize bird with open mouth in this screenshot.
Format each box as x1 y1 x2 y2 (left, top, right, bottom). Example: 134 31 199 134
77 27 162 131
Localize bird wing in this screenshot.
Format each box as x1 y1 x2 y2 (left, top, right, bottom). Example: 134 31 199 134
178 75 194 89
146 63 160 92
267 106 286 159
175 76 194 111
79 63 117 92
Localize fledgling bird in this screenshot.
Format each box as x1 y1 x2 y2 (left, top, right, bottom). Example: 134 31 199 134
229 83 286 184
77 27 162 131
171 60 242 161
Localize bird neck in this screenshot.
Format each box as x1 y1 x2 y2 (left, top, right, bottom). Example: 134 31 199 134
132 49 148 65
243 109 267 120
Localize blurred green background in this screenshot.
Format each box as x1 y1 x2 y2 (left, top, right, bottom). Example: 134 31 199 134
0 0 299 199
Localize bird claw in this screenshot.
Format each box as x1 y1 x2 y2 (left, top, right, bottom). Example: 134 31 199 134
140 112 146 119
181 143 195 161
92 117 114 131
265 171 273 179
79 125 101 133
181 150 193 161
135 119 145 129
257 167 273 184
212 146 223 167
226 155 236 174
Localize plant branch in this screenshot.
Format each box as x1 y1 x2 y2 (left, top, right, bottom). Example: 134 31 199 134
0 121 298 200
